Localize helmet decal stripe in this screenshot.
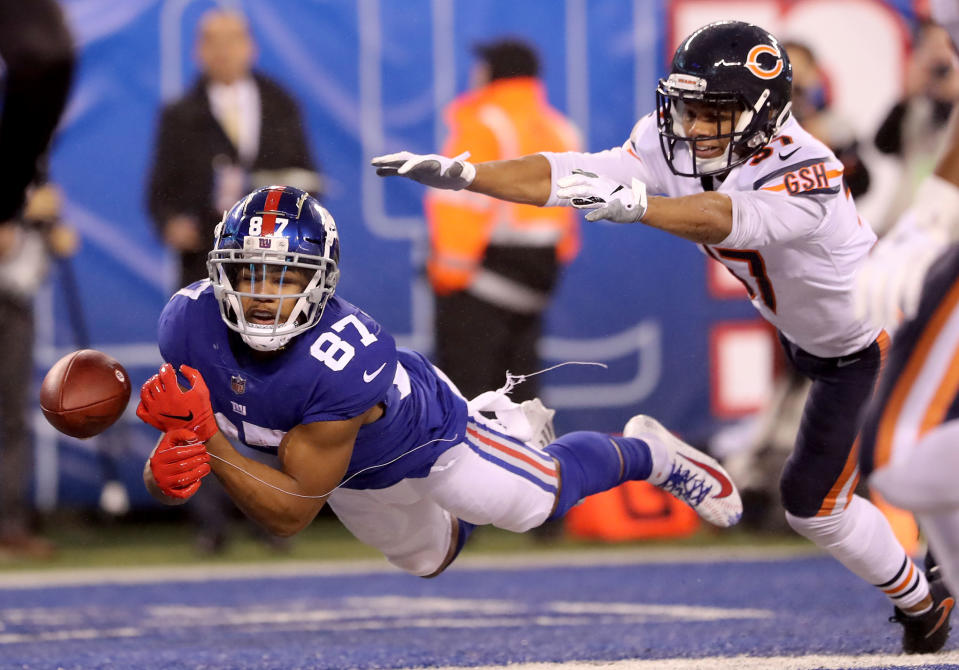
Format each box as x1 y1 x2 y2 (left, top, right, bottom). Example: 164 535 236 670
211 185 341 352
260 188 285 235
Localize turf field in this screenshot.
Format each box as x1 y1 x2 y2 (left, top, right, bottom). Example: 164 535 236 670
1 520 958 669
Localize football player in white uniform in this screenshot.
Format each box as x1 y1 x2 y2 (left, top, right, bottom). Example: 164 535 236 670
856 0 959 636
373 20 950 652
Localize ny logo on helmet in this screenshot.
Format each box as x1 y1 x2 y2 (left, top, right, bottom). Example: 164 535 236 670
745 44 783 80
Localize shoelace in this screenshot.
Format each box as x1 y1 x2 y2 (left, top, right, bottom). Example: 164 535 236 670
661 463 713 506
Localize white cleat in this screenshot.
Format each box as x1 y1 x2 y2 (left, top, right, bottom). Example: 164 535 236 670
624 414 743 528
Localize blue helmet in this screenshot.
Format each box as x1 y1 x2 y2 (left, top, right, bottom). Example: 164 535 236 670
208 186 340 351
656 20 793 177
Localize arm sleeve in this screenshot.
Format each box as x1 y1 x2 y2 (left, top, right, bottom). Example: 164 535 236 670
722 189 829 248
540 116 659 207
540 146 654 207
156 297 188 367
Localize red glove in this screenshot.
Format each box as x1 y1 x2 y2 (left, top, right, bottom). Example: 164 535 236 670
150 428 211 499
137 363 218 442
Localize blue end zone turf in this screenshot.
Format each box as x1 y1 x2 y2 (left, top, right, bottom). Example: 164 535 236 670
1 554 957 669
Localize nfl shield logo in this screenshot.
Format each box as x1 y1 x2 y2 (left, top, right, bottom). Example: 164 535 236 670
231 375 246 395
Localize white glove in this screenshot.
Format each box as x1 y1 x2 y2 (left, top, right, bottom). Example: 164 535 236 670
556 170 648 223
854 211 948 329
467 390 556 451
371 151 476 190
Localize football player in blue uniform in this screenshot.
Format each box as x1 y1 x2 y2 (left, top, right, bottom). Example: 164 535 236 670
136 185 741 577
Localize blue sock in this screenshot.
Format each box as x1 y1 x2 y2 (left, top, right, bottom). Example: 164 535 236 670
544 432 652 519
449 518 475 563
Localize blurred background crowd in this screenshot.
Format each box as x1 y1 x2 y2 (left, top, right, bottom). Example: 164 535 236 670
0 0 951 561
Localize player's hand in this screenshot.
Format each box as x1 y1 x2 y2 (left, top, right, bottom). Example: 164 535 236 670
556 171 648 223
149 428 211 499
136 363 218 442
371 151 476 190
854 212 948 329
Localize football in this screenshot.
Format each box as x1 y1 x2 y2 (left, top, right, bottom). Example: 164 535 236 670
39 349 132 439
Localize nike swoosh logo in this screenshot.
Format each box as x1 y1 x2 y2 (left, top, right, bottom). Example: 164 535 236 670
678 453 735 499
159 411 194 422
363 362 388 383
925 596 955 639
836 357 861 368
779 147 800 160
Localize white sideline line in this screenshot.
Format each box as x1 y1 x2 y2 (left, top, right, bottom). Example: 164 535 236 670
423 651 959 670
0 545 820 589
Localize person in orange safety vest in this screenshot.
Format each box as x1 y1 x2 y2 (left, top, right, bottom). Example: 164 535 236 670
425 38 582 403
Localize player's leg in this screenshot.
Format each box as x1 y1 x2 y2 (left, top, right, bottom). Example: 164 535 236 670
859 246 959 649
620 414 743 528
863 244 959 512
420 413 741 536
870 421 959 512
779 333 947 652
326 480 468 578
918 509 959 604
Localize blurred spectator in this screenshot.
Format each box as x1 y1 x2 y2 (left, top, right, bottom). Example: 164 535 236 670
147 8 321 287
425 38 581 403
0 0 75 558
784 41 871 199
146 8 319 554
0 181 78 558
874 20 959 233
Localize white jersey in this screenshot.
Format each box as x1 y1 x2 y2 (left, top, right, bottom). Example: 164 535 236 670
542 114 880 358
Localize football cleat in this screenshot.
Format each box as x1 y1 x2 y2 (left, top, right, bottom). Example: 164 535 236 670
624 414 743 528
891 563 955 654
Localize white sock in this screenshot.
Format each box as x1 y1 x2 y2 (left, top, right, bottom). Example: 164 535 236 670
640 432 672 485
787 494 929 611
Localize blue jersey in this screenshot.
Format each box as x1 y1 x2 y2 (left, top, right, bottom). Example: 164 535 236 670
157 281 468 489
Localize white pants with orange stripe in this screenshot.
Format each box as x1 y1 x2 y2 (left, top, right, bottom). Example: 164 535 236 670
327 412 559 577
863 244 959 597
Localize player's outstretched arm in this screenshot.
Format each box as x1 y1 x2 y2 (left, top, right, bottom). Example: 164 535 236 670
468 155 553 205
641 193 733 244
204 411 371 537
372 151 553 206
556 170 733 243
